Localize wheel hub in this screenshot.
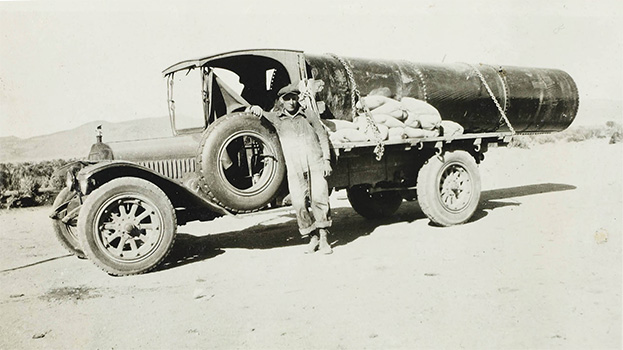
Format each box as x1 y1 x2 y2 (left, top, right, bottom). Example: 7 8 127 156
96 198 162 261
439 165 472 211
123 223 136 234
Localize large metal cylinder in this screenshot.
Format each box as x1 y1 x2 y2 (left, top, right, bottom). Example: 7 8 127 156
306 54 579 134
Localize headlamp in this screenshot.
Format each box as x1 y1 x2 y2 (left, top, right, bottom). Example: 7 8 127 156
65 171 76 190
80 178 90 195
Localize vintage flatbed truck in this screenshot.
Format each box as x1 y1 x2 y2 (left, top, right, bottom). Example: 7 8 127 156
50 49 579 275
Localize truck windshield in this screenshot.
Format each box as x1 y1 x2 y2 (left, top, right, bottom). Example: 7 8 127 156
168 69 206 132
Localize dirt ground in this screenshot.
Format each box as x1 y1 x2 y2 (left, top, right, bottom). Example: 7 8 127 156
0 139 621 350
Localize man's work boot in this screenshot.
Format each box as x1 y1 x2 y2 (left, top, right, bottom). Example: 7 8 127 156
317 229 333 255
304 233 319 254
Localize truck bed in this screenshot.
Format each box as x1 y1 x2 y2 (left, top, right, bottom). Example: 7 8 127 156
331 131 514 155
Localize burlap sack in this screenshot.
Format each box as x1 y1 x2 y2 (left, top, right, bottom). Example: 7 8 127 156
372 114 388 124
440 120 464 137
404 126 439 138
387 127 406 140
370 98 401 116
400 97 441 130
388 108 408 120
356 95 391 110
368 87 393 97
381 115 406 128
321 119 358 132
403 114 421 128
330 128 370 143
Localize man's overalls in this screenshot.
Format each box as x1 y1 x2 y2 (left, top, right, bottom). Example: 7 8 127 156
262 107 332 236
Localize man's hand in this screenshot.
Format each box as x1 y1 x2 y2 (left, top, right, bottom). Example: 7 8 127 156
248 105 263 117
322 160 332 177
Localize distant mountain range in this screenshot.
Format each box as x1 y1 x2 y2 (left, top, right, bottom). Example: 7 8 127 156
0 117 172 163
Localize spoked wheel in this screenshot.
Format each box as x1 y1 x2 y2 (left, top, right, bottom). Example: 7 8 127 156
77 178 176 276
417 150 481 226
51 187 86 258
347 182 403 219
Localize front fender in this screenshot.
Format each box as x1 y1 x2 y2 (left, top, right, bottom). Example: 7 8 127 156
77 160 232 217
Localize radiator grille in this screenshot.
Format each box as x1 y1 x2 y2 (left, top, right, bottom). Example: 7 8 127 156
138 158 196 179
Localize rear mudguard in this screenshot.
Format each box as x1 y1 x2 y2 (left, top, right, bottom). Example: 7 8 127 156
77 160 233 219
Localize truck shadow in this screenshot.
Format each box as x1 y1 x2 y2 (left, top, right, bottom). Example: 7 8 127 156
470 183 576 223
155 182 575 272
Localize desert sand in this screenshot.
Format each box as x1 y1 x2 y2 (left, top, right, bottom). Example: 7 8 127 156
0 139 621 349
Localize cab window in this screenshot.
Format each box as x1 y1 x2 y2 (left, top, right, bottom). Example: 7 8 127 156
169 69 205 132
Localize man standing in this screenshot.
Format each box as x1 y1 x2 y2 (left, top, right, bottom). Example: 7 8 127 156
249 83 333 254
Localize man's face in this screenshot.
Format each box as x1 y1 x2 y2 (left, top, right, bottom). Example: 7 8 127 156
282 93 300 113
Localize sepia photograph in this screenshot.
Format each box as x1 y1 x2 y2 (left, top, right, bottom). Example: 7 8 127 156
1 0 621 349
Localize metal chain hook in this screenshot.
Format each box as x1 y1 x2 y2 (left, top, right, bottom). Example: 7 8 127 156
326 53 385 160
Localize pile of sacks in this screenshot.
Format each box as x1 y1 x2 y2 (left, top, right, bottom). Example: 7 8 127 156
322 95 464 143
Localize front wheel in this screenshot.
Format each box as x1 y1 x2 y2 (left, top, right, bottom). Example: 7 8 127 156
77 178 177 276
416 150 481 226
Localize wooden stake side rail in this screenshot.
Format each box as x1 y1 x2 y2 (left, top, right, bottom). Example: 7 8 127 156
331 131 514 156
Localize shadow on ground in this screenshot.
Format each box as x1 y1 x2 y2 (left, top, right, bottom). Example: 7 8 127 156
155 182 576 272
470 183 576 222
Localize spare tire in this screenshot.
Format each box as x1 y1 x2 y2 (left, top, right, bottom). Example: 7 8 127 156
197 112 286 212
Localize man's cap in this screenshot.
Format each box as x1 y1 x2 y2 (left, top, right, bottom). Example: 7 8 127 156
278 83 300 97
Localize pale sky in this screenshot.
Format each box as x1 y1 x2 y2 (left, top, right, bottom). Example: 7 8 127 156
1 0 622 138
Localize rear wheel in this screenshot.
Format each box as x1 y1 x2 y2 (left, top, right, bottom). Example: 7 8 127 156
347 182 403 219
51 188 85 258
416 150 481 226
77 178 176 276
